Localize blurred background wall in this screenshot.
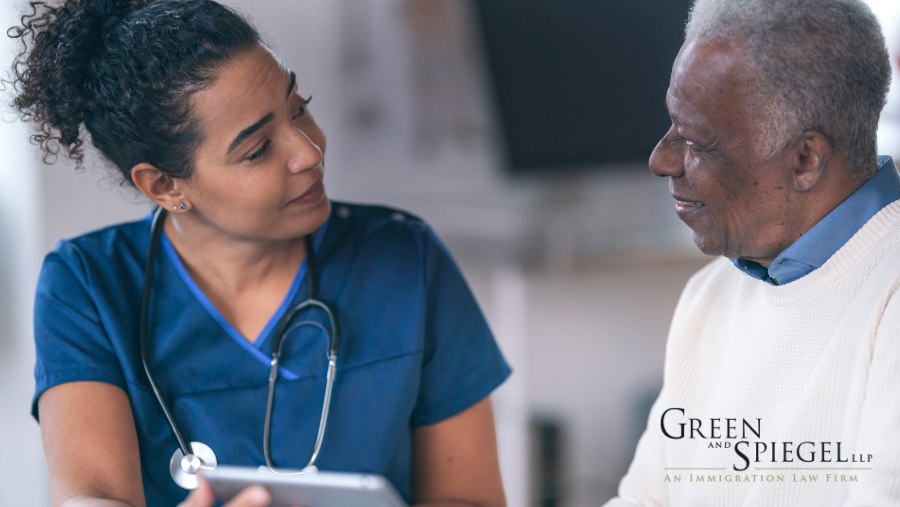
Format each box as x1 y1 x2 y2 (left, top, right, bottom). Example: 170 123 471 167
1 1 899 506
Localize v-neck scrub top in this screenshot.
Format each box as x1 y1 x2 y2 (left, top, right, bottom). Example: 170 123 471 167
32 201 511 507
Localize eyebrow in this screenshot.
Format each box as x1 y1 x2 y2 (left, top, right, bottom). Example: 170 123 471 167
665 97 680 126
225 71 298 156
287 71 296 99
226 112 274 155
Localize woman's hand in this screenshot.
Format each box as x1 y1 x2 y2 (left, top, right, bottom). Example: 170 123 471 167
178 475 271 507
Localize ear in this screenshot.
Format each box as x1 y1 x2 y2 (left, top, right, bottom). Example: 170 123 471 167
131 163 192 213
789 131 832 192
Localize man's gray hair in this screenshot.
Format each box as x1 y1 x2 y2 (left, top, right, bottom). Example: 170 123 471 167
686 0 891 176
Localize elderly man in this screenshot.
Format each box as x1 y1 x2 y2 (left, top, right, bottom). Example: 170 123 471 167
605 0 899 506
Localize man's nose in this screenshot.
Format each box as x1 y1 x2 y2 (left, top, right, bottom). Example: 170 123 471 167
649 126 684 178
286 128 323 174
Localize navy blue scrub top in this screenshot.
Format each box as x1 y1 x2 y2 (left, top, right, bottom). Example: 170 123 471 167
32 201 511 507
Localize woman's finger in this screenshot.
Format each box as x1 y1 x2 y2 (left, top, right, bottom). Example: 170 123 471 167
223 485 272 507
176 476 216 507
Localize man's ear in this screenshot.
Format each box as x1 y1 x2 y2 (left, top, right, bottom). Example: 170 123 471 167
131 163 192 212
790 131 832 192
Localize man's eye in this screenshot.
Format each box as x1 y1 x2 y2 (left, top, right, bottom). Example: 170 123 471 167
294 96 313 118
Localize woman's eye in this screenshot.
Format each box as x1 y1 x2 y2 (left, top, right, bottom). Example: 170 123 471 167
247 140 271 162
294 96 313 118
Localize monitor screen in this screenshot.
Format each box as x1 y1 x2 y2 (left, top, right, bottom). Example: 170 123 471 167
473 0 692 171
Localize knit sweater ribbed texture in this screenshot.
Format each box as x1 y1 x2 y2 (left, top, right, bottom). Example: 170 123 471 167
605 200 900 507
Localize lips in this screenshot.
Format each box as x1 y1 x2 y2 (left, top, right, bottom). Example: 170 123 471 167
288 180 325 206
673 195 706 219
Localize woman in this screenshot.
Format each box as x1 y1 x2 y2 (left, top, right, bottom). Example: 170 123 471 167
9 1 511 506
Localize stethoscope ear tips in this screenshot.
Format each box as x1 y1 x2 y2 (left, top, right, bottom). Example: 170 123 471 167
170 442 218 490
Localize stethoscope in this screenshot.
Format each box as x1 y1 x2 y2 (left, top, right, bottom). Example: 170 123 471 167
140 207 341 489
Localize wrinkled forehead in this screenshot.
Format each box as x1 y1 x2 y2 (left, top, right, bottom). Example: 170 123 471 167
667 39 754 135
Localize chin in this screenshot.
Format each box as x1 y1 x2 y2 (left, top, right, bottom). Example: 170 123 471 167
274 198 331 240
315 197 332 222
300 198 331 234
692 231 726 257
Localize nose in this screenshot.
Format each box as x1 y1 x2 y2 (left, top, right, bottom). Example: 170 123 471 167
286 127 323 175
649 125 685 178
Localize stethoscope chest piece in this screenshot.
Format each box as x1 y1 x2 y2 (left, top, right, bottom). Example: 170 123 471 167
169 442 217 490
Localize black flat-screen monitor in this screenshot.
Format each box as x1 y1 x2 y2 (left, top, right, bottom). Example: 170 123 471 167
473 0 692 172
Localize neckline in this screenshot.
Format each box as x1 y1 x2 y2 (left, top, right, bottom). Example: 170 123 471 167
732 157 900 286
760 199 900 305
769 157 900 276
159 215 330 379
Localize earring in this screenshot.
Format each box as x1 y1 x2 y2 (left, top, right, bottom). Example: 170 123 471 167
179 203 186 210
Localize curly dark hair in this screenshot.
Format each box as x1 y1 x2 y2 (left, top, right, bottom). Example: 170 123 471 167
7 0 260 183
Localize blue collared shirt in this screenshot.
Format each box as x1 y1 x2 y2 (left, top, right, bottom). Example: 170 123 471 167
733 156 900 285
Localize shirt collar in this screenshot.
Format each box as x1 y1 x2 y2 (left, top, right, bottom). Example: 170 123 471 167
734 156 900 285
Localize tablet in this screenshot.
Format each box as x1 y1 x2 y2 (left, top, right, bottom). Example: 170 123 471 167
204 465 409 507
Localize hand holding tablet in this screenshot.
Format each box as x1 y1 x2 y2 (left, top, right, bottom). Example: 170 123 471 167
192 466 408 507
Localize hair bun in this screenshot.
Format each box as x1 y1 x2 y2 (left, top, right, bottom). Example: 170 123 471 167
102 15 122 35
8 0 148 164
8 0 260 183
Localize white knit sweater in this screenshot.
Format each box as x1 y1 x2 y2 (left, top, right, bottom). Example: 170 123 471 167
606 200 900 507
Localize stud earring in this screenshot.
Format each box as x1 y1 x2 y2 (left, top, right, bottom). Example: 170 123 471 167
179 203 186 210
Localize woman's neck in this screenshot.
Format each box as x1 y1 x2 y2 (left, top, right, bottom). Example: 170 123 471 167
163 212 306 297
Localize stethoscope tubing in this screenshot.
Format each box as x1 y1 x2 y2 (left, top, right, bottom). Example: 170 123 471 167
263 252 341 472
141 206 341 487
141 207 194 458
